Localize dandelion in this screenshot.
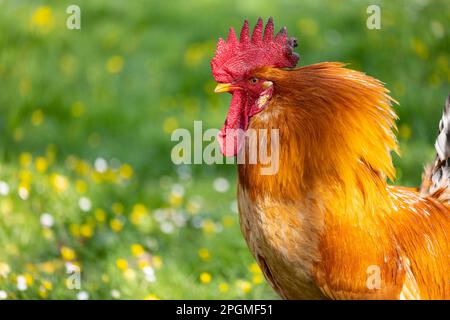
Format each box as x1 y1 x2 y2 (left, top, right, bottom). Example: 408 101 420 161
163 117 179 134
152 256 163 269
252 274 264 285
119 164 133 179
144 294 160 300
199 272 212 284
78 197 92 212
202 219 216 234
80 224 94 238
71 101 85 118
116 258 128 271
218 282 229 293
35 157 48 173
60 246 76 261
0 262 11 277
75 180 88 194
40 213 54 228
19 152 32 167
30 6 54 31
248 263 262 274
123 269 136 281
42 228 54 240
130 203 148 225
110 218 123 232
131 244 145 257
106 55 124 74
69 224 80 237
222 215 234 228
198 248 210 262
112 202 124 215
95 208 106 223
0 181 10 196
77 291 89 300
236 280 252 294
50 174 69 193
31 109 44 126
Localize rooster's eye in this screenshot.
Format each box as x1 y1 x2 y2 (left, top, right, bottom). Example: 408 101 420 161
249 77 259 85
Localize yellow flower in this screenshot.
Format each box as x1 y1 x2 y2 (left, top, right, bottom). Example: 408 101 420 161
42 228 54 240
69 224 80 237
119 164 133 179
152 256 163 269
101 274 110 283
30 6 54 31
60 246 76 261
218 282 229 293
130 203 148 225
248 263 262 274
199 272 212 284
252 274 264 285
169 192 183 207
35 157 48 173
50 174 69 193
236 280 252 294
131 244 145 257
116 258 128 271
112 202 124 215
163 117 179 134
123 269 136 281
144 294 160 300
74 160 90 176
222 215 234 228
198 248 210 261
71 101 85 118
95 209 106 223
20 152 32 167
106 55 124 74
110 218 123 232
31 109 44 126
80 224 94 238
42 280 53 290
75 180 88 194
0 262 11 277
202 220 216 234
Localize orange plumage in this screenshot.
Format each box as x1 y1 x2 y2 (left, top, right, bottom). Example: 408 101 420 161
212 19 450 300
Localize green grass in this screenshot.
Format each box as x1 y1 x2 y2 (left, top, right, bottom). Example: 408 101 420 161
0 0 448 299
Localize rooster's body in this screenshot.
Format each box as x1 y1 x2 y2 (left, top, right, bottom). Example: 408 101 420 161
211 18 450 299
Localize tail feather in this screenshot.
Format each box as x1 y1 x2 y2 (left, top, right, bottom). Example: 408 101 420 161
421 94 450 201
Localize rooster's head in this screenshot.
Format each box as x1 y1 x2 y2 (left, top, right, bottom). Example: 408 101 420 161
211 18 299 156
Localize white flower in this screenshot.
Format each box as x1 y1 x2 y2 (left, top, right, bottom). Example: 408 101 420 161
77 291 89 300
143 266 156 283
78 197 92 212
18 187 29 200
40 213 54 228
160 221 174 234
94 157 108 173
0 181 10 196
213 177 230 193
111 289 121 299
171 184 184 197
0 290 7 299
230 200 239 214
17 275 27 291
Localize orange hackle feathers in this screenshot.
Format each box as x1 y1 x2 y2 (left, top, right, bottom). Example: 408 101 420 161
236 63 450 299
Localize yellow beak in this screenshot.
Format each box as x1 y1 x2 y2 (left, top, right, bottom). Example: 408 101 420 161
214 83 241 93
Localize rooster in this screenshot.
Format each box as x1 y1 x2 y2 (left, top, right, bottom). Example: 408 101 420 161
211 18 449 299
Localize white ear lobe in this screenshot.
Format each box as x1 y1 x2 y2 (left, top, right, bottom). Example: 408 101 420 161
262 81 273 89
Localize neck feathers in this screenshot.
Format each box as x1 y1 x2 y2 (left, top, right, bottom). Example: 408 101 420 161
240 62 398 210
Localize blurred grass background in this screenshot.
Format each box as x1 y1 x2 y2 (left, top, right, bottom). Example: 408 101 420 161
0 0 448 299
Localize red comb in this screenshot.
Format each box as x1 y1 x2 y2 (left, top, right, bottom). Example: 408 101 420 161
211 17 299 83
